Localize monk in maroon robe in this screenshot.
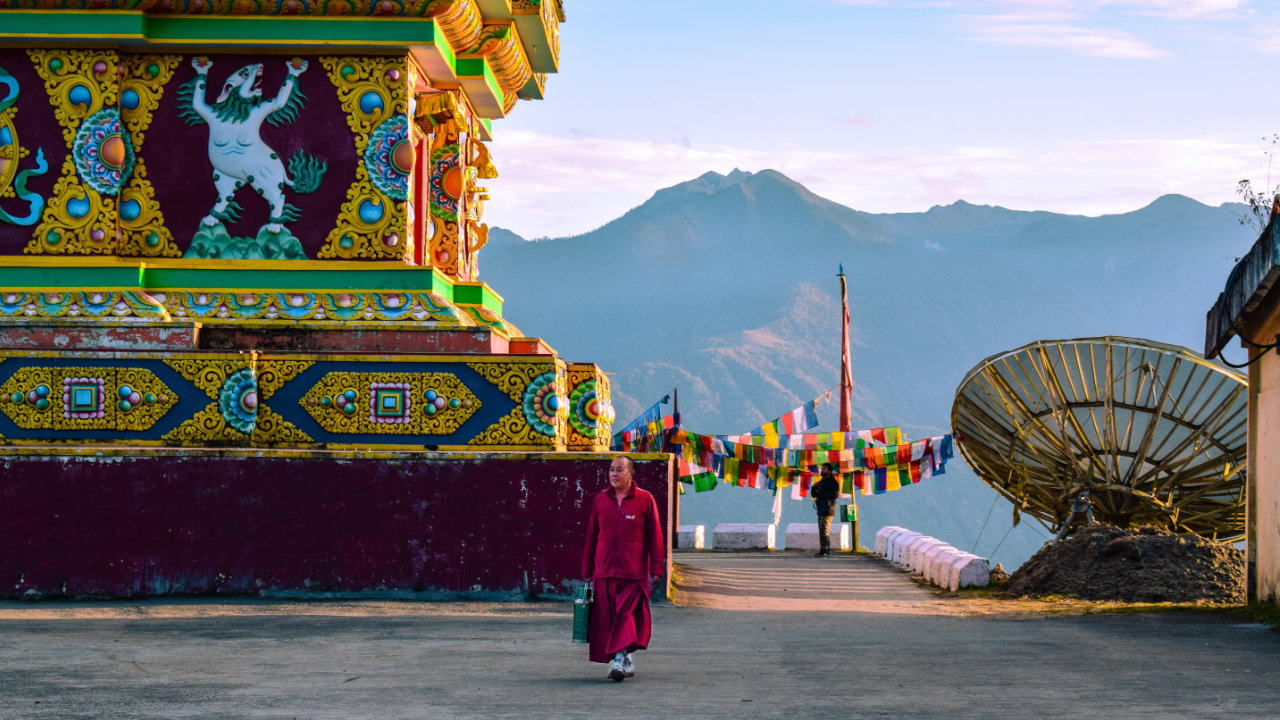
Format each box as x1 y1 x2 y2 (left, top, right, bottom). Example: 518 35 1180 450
582 455 665 681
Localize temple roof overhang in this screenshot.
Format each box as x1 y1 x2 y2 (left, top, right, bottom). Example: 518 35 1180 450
0 0 560 125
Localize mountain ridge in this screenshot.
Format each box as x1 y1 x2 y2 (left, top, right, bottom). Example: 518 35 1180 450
480 170 1259 569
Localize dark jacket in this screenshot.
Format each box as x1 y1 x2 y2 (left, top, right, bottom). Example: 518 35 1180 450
811 475 840 517
582 485 665 580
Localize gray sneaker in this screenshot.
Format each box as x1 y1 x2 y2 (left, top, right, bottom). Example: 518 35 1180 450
608 657 626 681
622 653 635 678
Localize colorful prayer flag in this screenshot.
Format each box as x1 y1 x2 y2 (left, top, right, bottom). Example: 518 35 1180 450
750 398 822 439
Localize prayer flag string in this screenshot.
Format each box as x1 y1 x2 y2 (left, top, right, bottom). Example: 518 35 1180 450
670 429 953 497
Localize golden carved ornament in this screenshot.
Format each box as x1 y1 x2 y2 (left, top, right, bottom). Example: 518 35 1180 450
28 49 119 146
257 360 313 399
466 360 547 403
26 50 123 255
434 0 484 55
467 406 555 448
164 358 250 399
253 407 316 447
116 55 182 258
0 366 176 433
299 370 481 437
318 56 409 260
27 157 115 255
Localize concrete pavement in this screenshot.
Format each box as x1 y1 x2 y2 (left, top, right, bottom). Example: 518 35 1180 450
1 551 1277 719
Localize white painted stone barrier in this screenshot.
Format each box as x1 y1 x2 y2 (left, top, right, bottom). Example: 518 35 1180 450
712 523 776 550
922 542 956 584
784 523 851 551
889 530 922 565
875 526 907 556
678 525 706 550
948 553 991 592
885 528 917 564
906 536 946 575
874 525 991 590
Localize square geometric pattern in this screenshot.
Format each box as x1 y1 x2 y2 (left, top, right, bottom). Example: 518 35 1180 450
63 377 106 419
301 371 481 437
370 383 411 423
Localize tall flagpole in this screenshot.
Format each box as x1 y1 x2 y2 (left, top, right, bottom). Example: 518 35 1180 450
839 264 858 551
672 387 680 549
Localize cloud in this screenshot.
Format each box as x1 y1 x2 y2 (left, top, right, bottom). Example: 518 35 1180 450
1098 0 1247 19
850 1 1248 58
481 131 1257 238
965 19 1169 57
841 111 873 128
910 0 1246 16
1259 22 1280 54
831 0 1246 15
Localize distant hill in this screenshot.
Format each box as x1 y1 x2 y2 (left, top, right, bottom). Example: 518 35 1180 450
481 170 1259 569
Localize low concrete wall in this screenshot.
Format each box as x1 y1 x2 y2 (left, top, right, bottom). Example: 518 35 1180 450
713 523 775 550
0 449 672 599
784 523 851 551
873 526 989 591
678 525 706 550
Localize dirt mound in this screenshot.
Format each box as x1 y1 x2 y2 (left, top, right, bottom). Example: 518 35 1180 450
1001 524 1244 603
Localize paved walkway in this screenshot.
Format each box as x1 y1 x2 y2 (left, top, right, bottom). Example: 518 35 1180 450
0 551 1277 719
673 550 942 612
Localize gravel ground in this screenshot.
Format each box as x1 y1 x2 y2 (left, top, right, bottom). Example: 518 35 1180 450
1001 524 1245 603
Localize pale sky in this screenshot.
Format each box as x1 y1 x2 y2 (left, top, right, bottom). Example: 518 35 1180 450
481 0 1280 239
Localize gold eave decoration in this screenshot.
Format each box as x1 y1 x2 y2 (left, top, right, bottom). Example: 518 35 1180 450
434 0 486 55
460 22 532 115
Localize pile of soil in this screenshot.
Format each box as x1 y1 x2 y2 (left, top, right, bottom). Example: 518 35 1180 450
1000 524 1244 603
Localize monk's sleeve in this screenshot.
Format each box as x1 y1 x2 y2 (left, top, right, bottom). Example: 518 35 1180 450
645 492 665 578
581 501 599 580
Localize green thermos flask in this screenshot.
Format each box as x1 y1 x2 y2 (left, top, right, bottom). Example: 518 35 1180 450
572 584 592 643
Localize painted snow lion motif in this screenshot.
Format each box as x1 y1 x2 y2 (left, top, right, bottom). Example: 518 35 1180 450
175 57 327 259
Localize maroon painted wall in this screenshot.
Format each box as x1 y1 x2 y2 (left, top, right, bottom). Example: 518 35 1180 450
0 452 672 599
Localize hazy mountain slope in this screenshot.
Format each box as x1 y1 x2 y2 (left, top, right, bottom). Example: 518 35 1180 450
481 170 1260 568
876 200 1065 250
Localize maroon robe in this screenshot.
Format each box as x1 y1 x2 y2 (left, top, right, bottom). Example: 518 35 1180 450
582 485 664 663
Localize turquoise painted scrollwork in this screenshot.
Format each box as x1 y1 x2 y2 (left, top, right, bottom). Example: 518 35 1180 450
0 65 49 227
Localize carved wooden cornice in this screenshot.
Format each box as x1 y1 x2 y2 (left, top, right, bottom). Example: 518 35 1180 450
433 0 485 55
462 22 532 115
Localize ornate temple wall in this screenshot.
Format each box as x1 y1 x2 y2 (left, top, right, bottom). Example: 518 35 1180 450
0 352 576 449
0 3 637 599
0 451 671 598
0 47 425 261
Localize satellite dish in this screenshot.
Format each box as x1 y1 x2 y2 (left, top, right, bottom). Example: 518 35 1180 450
951 337 1246 541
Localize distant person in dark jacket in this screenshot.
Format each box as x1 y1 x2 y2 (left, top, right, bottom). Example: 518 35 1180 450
811 462 841 557
582 455 665 681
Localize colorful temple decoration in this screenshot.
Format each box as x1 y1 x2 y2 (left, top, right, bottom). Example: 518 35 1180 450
0 1 669 601
0 1 609 454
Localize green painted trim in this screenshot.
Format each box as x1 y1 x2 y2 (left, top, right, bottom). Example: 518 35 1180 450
144 16 441 46
0 265 141 289
141 266 442 291
453 283 503 313
0 10 146 40
455 56 505 109
0 261 508 319
432 18 456 68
